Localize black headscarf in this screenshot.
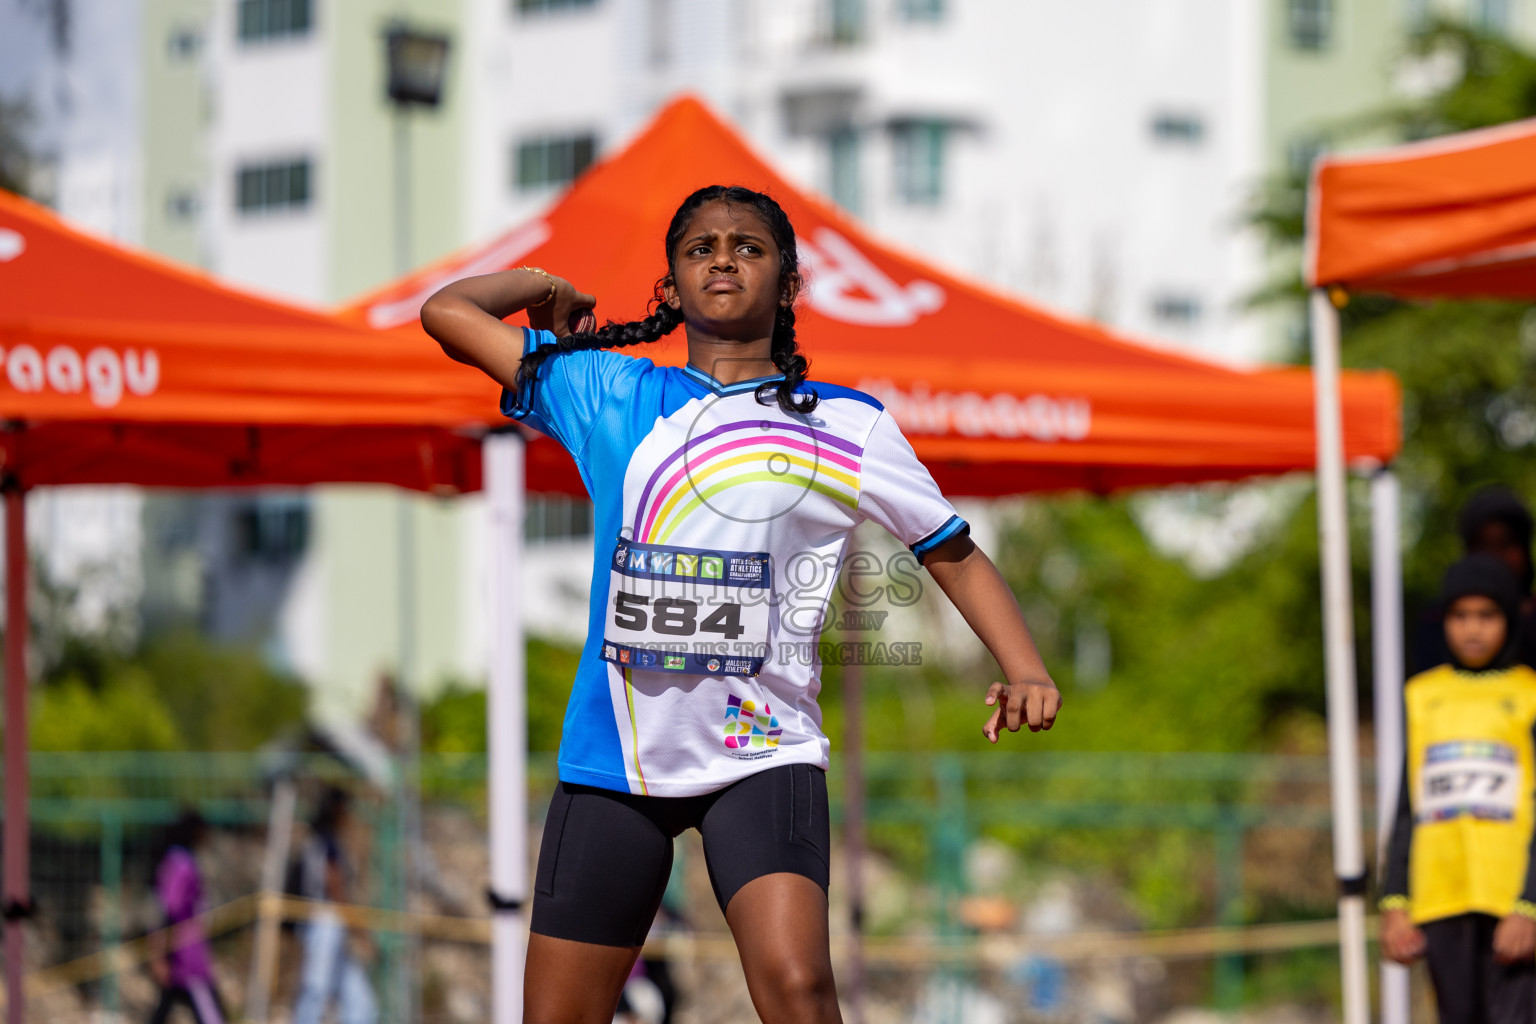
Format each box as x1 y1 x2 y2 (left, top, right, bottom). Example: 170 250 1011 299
1457 486 1534 593
1441 553 1524 671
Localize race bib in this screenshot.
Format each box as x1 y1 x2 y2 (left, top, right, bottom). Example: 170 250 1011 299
601 536 772 677
1418 740 1522 823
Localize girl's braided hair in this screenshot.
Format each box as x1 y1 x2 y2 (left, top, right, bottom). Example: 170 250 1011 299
514 185 817 415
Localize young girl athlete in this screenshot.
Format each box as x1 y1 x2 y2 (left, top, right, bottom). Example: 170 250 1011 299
424 186 1062 1024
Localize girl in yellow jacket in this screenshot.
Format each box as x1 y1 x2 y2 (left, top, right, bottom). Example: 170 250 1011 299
1382 553 1536 1024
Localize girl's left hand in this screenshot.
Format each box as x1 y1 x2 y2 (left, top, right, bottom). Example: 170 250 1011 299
982 679 1062 742
1493 912 1536 963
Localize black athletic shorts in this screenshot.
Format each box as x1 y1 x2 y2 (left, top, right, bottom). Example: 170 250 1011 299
530 763 831 948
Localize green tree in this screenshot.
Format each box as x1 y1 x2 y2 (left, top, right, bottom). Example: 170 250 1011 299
420 637 586 754
1248 19 1536 631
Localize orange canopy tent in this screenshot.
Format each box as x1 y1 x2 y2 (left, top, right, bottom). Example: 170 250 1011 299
1307 117 1536 298
1301 118 1536 1024
0 189 499 492
346 96 1401 495
0 188 522 1022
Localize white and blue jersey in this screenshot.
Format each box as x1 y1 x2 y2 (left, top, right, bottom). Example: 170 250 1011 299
504 328 968 796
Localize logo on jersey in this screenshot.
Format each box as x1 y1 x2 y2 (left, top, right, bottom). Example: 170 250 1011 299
724 694 781 750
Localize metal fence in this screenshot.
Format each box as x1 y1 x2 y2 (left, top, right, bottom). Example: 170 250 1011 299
1 751 1373 1023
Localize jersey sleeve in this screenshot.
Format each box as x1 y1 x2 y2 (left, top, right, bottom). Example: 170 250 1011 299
856 410 969 565
499 327 648 463
1380 758 1412 907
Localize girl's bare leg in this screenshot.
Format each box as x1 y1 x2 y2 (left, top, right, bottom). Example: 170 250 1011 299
523 933 640 1024
725 873 842 1024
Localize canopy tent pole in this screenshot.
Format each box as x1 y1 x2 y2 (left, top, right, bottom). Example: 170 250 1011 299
842 540 867 1024
1370 467 1409 1024
1310 289 1370 1024
3 485 27 1024
485 431 528 1024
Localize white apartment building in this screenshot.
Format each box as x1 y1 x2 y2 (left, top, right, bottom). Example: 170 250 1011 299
475 0 1269 359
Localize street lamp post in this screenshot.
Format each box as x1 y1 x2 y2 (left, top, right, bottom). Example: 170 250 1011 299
385 24 451 276
384 24 450 1024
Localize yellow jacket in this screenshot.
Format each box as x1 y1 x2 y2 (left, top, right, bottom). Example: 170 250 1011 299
1382 663 1536 924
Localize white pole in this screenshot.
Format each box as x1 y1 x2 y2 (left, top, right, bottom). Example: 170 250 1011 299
1310 288 1370 1024
1371 468 1410 1024
245 777 296 1023
486 431 528 1024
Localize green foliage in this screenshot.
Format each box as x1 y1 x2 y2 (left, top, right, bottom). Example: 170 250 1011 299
1346 303 1536 602
420 637 585 754
985 496 1326 751
1243 20 1536 626
131 630 309 750
1394 22 1536 137
420 681 486 754
20 627 308 753
5 556 309 751
30 671 183 752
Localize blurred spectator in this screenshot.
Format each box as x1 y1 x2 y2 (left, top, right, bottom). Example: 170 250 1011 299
293 787 377 1024
148 809 227 1024
1413 487 1536 673
1382 554 1536 1023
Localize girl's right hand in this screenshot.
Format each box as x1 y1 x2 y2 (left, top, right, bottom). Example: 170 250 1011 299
1381 908 1425 964
526 273 597 339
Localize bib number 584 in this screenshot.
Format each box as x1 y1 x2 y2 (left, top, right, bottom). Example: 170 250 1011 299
613 592 746 639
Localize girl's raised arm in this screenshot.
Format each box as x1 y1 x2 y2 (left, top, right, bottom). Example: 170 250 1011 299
922 534 1062 742
420 268 596 392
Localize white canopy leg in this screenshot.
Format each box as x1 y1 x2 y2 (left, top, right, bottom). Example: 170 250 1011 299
486 432 528 1024
1371 467 1410 1024
1310 288 1370 1024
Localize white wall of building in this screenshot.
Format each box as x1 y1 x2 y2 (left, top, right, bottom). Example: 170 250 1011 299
464 0 1272 361
204 0 329 303
1 0 148 640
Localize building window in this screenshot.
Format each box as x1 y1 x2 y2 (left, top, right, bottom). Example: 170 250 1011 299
1151 293 1203 325
1150 111 1205 145
525 496 594 542
892 121 946 205
234 498 309 562
235 158 312 214
1287 0 1332 50
167 26 202 60
1286 134 1326 178
824 0 865 46
828 127 861 214
896 0 944 20
513 134 596 191
166 188 201 221
515 0 598 13
237 0 313 43
1474 0 1511 31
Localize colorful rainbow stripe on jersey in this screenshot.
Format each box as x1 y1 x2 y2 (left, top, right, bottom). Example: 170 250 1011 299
631 420 864 543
